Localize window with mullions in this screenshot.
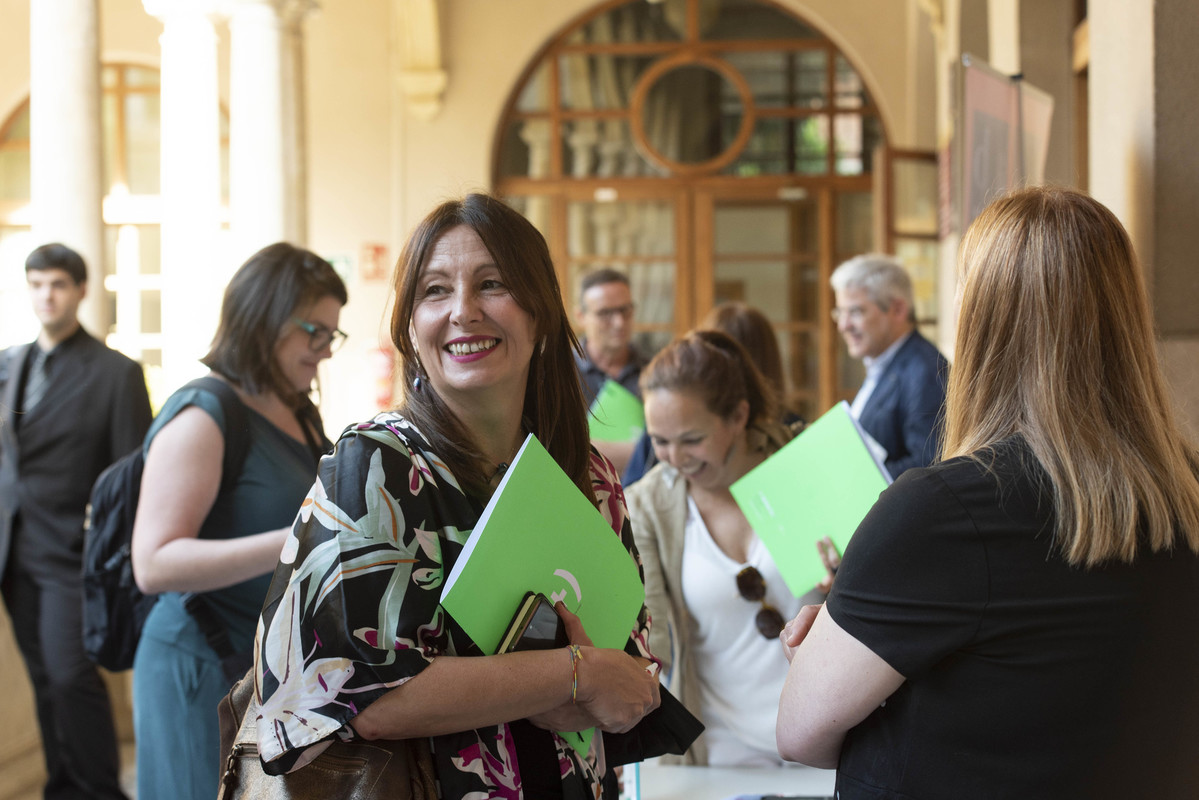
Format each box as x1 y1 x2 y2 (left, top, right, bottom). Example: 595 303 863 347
495 0 891 414
496 0 881 183
0 64 230 407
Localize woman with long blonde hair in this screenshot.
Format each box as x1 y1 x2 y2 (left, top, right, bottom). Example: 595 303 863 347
776 187 1199 798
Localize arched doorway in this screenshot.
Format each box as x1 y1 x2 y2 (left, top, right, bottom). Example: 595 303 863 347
494 0 890 418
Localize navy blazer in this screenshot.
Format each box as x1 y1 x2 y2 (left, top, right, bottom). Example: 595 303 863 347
856 330 948 479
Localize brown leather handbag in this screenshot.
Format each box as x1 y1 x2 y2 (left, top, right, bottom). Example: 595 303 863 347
216 672 438 800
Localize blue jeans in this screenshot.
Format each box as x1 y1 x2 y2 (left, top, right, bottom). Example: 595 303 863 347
132 594 230 800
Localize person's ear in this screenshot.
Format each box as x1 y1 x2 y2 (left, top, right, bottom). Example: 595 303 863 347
732 398 750 430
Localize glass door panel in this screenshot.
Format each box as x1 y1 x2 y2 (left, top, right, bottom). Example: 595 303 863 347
887 150 940 345
710 196 822 419
834 189 874 401
565 196 680 356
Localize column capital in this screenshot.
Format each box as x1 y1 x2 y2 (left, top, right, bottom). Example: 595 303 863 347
223 0 318 18
396 0 447 121
142 0 226 22
280 0 319 24
916 0 945 42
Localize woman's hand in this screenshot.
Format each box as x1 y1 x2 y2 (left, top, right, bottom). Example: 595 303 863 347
527 603 599 731
556 601 594 647
780 604 822 662
574 646 660 733
815 536 841 595
528 602 659 734
526 696 599 732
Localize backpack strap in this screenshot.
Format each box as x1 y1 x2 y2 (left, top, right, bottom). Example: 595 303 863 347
294 400 327 464
185 375 252 491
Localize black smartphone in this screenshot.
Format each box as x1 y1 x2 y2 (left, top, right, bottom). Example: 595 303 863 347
497 592 568 654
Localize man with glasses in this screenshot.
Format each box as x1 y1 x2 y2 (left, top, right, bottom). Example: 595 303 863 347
0 243 152 800
574 269 646 473
830 254 947 478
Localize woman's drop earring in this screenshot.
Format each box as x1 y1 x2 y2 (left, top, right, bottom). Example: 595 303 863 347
411 340 425 390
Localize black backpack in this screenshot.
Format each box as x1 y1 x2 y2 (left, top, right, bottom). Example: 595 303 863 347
82 376 250 671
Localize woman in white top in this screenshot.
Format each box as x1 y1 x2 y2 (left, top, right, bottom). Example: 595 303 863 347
626 330 833 766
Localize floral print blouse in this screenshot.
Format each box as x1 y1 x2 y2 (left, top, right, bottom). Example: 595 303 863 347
254 413 653 800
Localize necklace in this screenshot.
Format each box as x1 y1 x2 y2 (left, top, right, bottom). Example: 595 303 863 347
486 431 526 488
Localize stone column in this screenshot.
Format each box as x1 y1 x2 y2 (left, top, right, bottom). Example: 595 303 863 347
228 0 287 261
987 0 1021 75
143 0 224 389
280 1 318 245
227 0 317 258
29 0 106 332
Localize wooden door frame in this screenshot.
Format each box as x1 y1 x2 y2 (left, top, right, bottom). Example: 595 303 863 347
692 173 871 415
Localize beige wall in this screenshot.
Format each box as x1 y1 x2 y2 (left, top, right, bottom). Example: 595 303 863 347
1019 0 1076 186
1088 0 1154 282
1151 0 1199 437
301 0 397 430
1087 0 1199 438
1152 0 1199 338
0 1 30 115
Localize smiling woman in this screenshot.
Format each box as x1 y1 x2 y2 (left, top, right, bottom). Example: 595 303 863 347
625 330 834 767
251 194 662 800
409 224 537 427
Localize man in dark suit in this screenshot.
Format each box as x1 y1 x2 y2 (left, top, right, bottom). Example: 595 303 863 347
831 254 948 479
0 243 151 800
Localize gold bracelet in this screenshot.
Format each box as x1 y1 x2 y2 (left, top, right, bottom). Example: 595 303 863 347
568 644 583 703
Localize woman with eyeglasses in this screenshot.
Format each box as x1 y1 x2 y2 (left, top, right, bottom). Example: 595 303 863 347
130 242 347 800
625 329 834 767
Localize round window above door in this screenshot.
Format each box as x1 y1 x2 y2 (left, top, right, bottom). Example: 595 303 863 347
494 0 889 419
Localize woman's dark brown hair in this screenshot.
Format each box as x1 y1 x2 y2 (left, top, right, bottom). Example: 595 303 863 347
202 242 347 407
700 301 786 402
390 194 595 503
641 329 788 451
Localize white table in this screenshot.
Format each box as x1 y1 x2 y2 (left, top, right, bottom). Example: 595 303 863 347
630 763 836 800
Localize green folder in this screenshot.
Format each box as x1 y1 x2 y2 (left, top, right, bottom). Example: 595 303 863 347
730 401 892 597
440 433 645 756
587 379 645 442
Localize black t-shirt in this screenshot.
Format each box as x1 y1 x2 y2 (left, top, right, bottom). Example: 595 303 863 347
826 436 1199 799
